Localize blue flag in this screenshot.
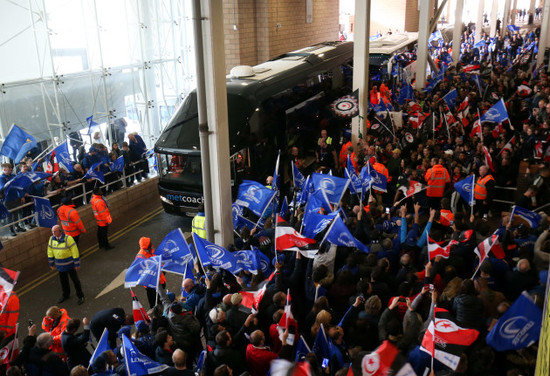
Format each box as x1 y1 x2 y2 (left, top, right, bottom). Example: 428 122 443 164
424 68 444 93
345 167 362 195
279 196 289 218
324 216 370 253
89 328 111 367
86 115 98 136
472 74 483 95
125 256 162 289
192 233 237 272
0 204 9 220
162 253 195 279
0 124 37 163
4 172 50 196
398 82 415 105
52 142 74 172
122 334 169 376
454 175 475 206
428 30 443 43
511 205 542 228
304 189 333 219
474 39 486 49
33 197 58 228
235 180 276 217
296 176 312 206
111 155 125 173
295 336 312 362
486 292 542 351
196 350 207 373
233 250 260 274
292 163 305 190
480 99 509 123
312 324 330 364
154 228 192 262
507 24 520 33
84 162 105 184
254 247 272 275
303 211 339 239
442 88 458 110
360 164 387 193
311 173 350 205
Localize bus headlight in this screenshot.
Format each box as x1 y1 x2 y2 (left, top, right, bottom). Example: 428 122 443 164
160 195 173 205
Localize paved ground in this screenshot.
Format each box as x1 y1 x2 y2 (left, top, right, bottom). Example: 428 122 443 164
18 209 192 335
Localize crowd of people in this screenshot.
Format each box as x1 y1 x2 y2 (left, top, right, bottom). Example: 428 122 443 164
2 20 550 376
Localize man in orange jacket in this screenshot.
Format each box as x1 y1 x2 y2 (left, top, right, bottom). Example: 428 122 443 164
57 197 86 245
424 158 450 209
42 306 71 360
91 188 113 250
136 237 166 308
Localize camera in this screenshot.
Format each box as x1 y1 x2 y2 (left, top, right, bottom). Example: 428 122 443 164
28 320 33 327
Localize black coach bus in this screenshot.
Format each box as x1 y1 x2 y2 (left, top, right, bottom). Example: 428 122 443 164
154 41 354 216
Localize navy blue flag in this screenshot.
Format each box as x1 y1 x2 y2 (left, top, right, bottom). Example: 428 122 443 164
507 24 520 33
0 124 37 163
311 173 350 205
345 167 362 195
111 155 125 173
480 99 509 123
254 247 272 275
84 162 105 184
233 250 260 274
511 205 542 228
52 142 74 172
122 334 169 376
486 292 542 351
303 211 339 239
235 180 276 217
295 336 312 362
196 350 207 374
454 175 475 206
296 176 312 206
312 324 331 364
279 196 289 218
86 115 98 136
33 197 58 228
304 189 333 219
89 328 111 367
292 162 305 190
442 88 458 110
360 164 387 193
324 216 370 253
3 172 50 196
232 203 244 229
192 233 237 272
398 82 415 105
154 228 192 262
125 256 162 289
162 253 195 279
0 204 7 220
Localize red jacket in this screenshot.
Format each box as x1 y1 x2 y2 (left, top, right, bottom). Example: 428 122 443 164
42 308 71 359
246 344 278 376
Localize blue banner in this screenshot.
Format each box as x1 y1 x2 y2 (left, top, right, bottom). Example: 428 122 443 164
84 162 105 184
429 30 443 43
324 216 370 253
507 24 520 32
192 233 237 272
486 293 542 351
154 228 192 262
292 163 305 190
4 172 50 195
303 211 339 239
360 164 387 193
295 336 312 362
254 247 272 276
53 142 74 172
235 180 276 217
161 253 195 280
443 88 458 110
122 334 169 376
233 250 260 274
0 124 37 163
86 115 98 136
480 99 509 123
296 176 312 206
511 205 542 228
89 328 111 367
312 324 330 364
304 189 333 219
398 82 415 105
125 256 162 289
454 175 475 206
311 173 350 205
111 155 125 173
33 197 58 228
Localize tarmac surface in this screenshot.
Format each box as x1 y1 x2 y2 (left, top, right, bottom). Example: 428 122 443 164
18 209 192 337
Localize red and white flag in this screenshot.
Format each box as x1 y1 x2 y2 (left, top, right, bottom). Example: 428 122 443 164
474 230 504 262
421 307 479 370
463 63 480 73
499 135 516 155
398 180 425 197
358 340 416 376
275 215 316 251
131 289 151 323
428 236 458 259
469 118 482 138
408 102 422 113
240 273 274 311
0 330 18 365
444 110 458 127
0 268 19 314
535 141 544 159
517 84 533 96
483 146 494 172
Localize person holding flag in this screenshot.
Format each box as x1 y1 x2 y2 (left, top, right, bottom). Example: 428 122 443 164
474 165 495 217
135 237 166 309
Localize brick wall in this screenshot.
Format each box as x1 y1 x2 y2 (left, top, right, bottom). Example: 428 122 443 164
371 0 420 34
6 178 162 288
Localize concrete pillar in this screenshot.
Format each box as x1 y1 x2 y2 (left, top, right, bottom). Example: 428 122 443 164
351 0 370 147
511 0 518 25
501 0 512 36
490 0 499 36
538 0 550 67
200 0 233 246
475 0 485 42
415 0 431 90
452 0 464 64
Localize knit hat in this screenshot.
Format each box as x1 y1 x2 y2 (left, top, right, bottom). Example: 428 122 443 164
135 320 149 333
92 354 107 372
166 291 176 303
139 237 151 249
117 325 131 338
231 293 243 305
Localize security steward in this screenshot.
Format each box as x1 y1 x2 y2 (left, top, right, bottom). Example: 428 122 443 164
474 165 495 217
192 204 206 239
424 157 450 209
136 237 166 309
47 225 85 305
91 187 113 250
57 197 86 245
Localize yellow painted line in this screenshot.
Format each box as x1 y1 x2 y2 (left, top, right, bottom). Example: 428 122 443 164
17 206 163 297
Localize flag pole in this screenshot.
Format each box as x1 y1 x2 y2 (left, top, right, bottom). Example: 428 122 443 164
253 191 276 231
274 215 279 264
432 112 435 140
393 186 429 207
155 255 162 307
470 174 475 219
191 234 207 277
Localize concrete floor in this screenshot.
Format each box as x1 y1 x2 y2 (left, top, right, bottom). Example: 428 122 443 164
18 210 192 337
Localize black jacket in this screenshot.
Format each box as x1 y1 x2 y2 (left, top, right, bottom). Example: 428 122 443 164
90 307 126 348
61 329 91 370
